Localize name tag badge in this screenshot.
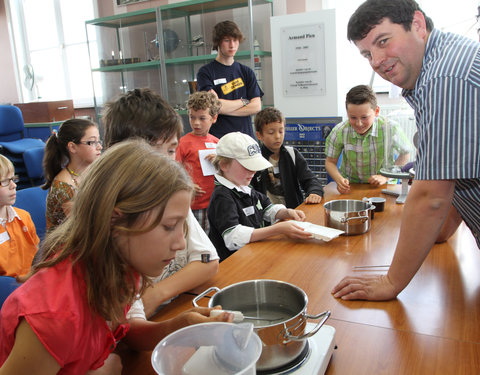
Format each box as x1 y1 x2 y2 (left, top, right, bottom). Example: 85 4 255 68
214 78 227 85
273 166 280 174
243 206 255 216
205 142 217 148
0 230 10 245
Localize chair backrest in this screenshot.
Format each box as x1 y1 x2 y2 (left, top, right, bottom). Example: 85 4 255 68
0 105 24 141
0 276 20 309
23 146 45 180
14 186 48 240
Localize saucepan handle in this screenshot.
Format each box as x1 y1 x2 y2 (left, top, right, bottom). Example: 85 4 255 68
342 215 369 223
284 310 331 342
192 286 220 307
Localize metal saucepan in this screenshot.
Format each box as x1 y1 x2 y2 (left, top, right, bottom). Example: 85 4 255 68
193 279 330 371
324 199 375 235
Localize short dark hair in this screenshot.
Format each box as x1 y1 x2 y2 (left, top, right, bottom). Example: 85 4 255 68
212 21 245 51
345 85 377 109
347 0 434 42
102 88 183 149
254 107 285 134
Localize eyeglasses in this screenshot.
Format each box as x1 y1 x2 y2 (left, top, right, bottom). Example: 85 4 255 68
78 140 103 147
0 176 19 187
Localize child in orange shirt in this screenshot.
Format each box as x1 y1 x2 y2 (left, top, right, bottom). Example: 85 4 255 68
0 155 39 278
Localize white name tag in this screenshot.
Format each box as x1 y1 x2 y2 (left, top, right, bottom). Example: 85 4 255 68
243 206 255 216
0 230 10 245
205 142 217 148
273 166 280 174
214 78 227 85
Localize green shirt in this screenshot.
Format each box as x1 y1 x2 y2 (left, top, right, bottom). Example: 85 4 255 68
325 116 411 183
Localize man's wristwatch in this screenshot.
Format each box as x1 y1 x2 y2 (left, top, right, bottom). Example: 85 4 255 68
241 98 249 107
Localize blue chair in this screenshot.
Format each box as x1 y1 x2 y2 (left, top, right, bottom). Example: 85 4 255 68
0 276 20 309
23 146 45 186
0 106 45 153
14 186 48 241
0 106 46 188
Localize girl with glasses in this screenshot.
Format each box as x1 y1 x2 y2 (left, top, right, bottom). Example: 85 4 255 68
0 140 233 374
42 118 102 231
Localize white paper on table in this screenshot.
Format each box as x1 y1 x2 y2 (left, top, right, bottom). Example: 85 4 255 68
198 149 217 176
291 220 344 242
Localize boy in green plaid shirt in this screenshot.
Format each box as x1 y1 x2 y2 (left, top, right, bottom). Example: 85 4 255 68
325 85 411 194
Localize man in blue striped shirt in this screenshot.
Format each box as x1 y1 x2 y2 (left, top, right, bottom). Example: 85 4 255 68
332 0 480 301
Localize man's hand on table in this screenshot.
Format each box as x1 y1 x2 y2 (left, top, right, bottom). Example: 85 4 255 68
331 274 398 301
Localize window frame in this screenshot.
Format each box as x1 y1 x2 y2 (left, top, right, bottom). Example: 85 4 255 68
6 0 96 108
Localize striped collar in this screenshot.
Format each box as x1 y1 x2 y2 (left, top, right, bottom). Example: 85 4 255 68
402 28 440 98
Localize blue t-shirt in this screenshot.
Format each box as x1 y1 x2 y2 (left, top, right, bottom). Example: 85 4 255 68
197 60 263 139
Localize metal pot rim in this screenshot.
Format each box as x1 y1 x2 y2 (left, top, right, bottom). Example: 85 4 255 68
324 199 375 211
209 279 308 304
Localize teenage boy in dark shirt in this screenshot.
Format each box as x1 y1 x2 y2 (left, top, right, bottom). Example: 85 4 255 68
197 20 263 139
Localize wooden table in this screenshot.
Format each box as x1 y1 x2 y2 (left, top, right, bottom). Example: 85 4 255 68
121 183 480 374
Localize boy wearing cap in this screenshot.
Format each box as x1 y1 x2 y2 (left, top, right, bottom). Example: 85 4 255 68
208 132 312 261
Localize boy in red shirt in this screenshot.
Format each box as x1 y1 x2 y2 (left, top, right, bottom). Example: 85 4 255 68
176 91 221 233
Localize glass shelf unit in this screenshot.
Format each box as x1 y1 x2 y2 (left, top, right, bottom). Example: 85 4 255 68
86 0 273 122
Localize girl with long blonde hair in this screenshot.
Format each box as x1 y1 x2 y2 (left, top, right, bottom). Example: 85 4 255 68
0 139 232 374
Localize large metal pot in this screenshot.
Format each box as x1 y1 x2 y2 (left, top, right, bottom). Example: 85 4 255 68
193 279 330 371
324 199 375 235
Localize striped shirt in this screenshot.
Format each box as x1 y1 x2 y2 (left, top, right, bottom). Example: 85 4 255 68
403 29 480 247
325 116 411 183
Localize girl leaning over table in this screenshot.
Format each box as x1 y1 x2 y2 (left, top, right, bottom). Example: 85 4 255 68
0 140 233 375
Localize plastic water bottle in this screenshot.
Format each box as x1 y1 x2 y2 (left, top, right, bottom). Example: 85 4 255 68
253 38 263 90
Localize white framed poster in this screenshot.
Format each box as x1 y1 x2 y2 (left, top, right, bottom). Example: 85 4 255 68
281 23 326 97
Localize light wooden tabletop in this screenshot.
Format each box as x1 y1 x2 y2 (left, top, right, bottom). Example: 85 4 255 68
120 182 480 374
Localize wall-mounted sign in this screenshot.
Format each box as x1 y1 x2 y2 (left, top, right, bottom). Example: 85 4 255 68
281 23 326 97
